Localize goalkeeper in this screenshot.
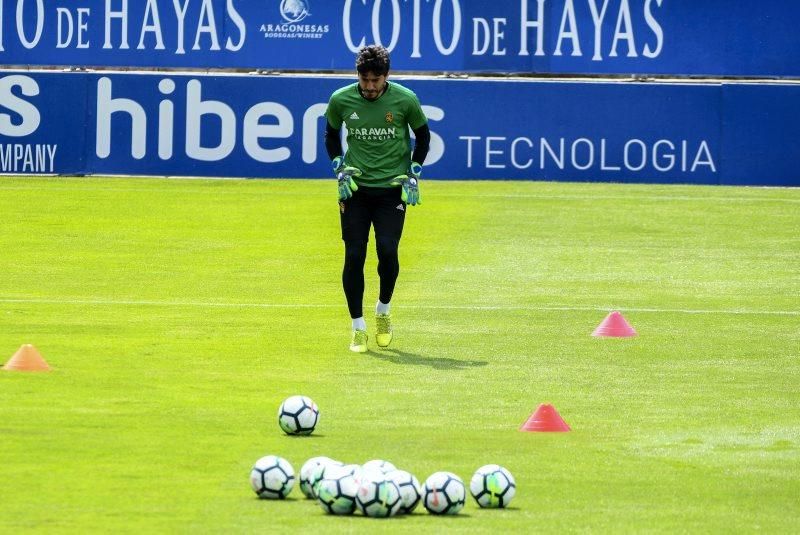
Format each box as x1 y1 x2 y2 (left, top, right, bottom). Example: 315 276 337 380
324 44 430 353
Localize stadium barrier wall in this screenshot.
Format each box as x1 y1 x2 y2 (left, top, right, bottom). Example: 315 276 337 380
1 0 798 77
1 70 798 185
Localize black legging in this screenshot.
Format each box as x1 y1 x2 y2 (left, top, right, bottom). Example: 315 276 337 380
342 237 400 319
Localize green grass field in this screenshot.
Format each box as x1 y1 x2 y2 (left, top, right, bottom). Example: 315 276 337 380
1 177 798 533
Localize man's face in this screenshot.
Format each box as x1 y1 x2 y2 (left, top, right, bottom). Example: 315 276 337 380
358 71 388 100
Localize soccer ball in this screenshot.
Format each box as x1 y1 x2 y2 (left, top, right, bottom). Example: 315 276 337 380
362 459 397 474
299 456 338 498
356 473 403 518
340 463 363 477
311 459 347 498
250 455 295 499
316 465 360 515
278 395 319 435
422 471 466 515
470 464 516 508
385 469 422 514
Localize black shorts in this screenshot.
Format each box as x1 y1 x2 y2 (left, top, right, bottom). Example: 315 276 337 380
340 185 406 242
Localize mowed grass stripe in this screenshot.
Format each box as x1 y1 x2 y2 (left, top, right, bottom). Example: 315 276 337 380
0 297 797 315
0 177 798 203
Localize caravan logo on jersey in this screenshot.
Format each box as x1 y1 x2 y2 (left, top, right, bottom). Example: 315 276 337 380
347 127 400 142
259 1 330 40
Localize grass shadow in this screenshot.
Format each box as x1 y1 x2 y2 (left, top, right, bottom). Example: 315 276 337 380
364 348 487 370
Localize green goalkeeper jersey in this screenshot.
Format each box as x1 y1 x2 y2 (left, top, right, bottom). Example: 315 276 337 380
326 81 427 187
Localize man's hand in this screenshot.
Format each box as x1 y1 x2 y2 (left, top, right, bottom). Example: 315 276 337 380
331 156 345 175
333 158 363 201
402 161 422 205
337 171 359 200
390 174 422 206
408 161 422 181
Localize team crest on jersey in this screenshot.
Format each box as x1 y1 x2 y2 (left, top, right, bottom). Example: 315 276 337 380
385 111 394 123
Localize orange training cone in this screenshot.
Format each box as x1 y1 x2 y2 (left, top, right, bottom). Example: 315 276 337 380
2 344 51 371
519 404 571 432
592 311 637 337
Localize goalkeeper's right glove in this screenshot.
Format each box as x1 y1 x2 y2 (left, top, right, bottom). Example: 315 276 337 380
332 157 362 201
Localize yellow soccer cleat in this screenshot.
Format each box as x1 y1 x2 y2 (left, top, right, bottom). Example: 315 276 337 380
350 329 368 353
375 313 393 348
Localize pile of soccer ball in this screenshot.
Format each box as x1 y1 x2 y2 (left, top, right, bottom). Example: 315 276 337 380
249 395 516 517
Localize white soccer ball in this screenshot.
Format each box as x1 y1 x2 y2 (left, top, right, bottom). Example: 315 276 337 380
316 465 361 515
340 463 363 478
299 456 337 498
278 395 319 435
249 455 295 499
422 471 466 515
311 460 347 498
356 473 403 518
362 459 397 474
470 464 516 508
385 469 422 514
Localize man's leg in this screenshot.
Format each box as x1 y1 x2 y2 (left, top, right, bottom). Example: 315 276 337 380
372 188 406 348
376 235 400 305
340 193 372 352
342 240 368 320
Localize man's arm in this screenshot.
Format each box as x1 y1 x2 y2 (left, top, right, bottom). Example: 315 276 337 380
325 121 343 161
391 123 430 207
411 124 430 165
326 120 362 201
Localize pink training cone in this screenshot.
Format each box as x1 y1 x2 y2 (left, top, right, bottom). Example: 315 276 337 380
592 311 637 337
519 404 571 432
2 344 51 371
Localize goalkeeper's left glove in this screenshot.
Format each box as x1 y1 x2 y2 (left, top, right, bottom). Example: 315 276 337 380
408 161 422 182
390 174 421 206
403 161 423 205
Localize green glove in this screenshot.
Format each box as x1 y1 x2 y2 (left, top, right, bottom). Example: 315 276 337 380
408 161 423 181
331 156 345 175
404 161 423 205
390 174 422 206
337 171 359 201
333 158 363 201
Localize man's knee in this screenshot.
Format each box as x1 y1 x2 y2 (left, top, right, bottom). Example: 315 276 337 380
375 236 399 261
344 240 368 266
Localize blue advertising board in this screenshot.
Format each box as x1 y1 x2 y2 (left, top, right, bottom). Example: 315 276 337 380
1 1 799 77
0 72 86 174
1 70 798 185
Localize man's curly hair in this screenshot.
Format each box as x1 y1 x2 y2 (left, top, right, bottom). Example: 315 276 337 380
356 45 390 76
